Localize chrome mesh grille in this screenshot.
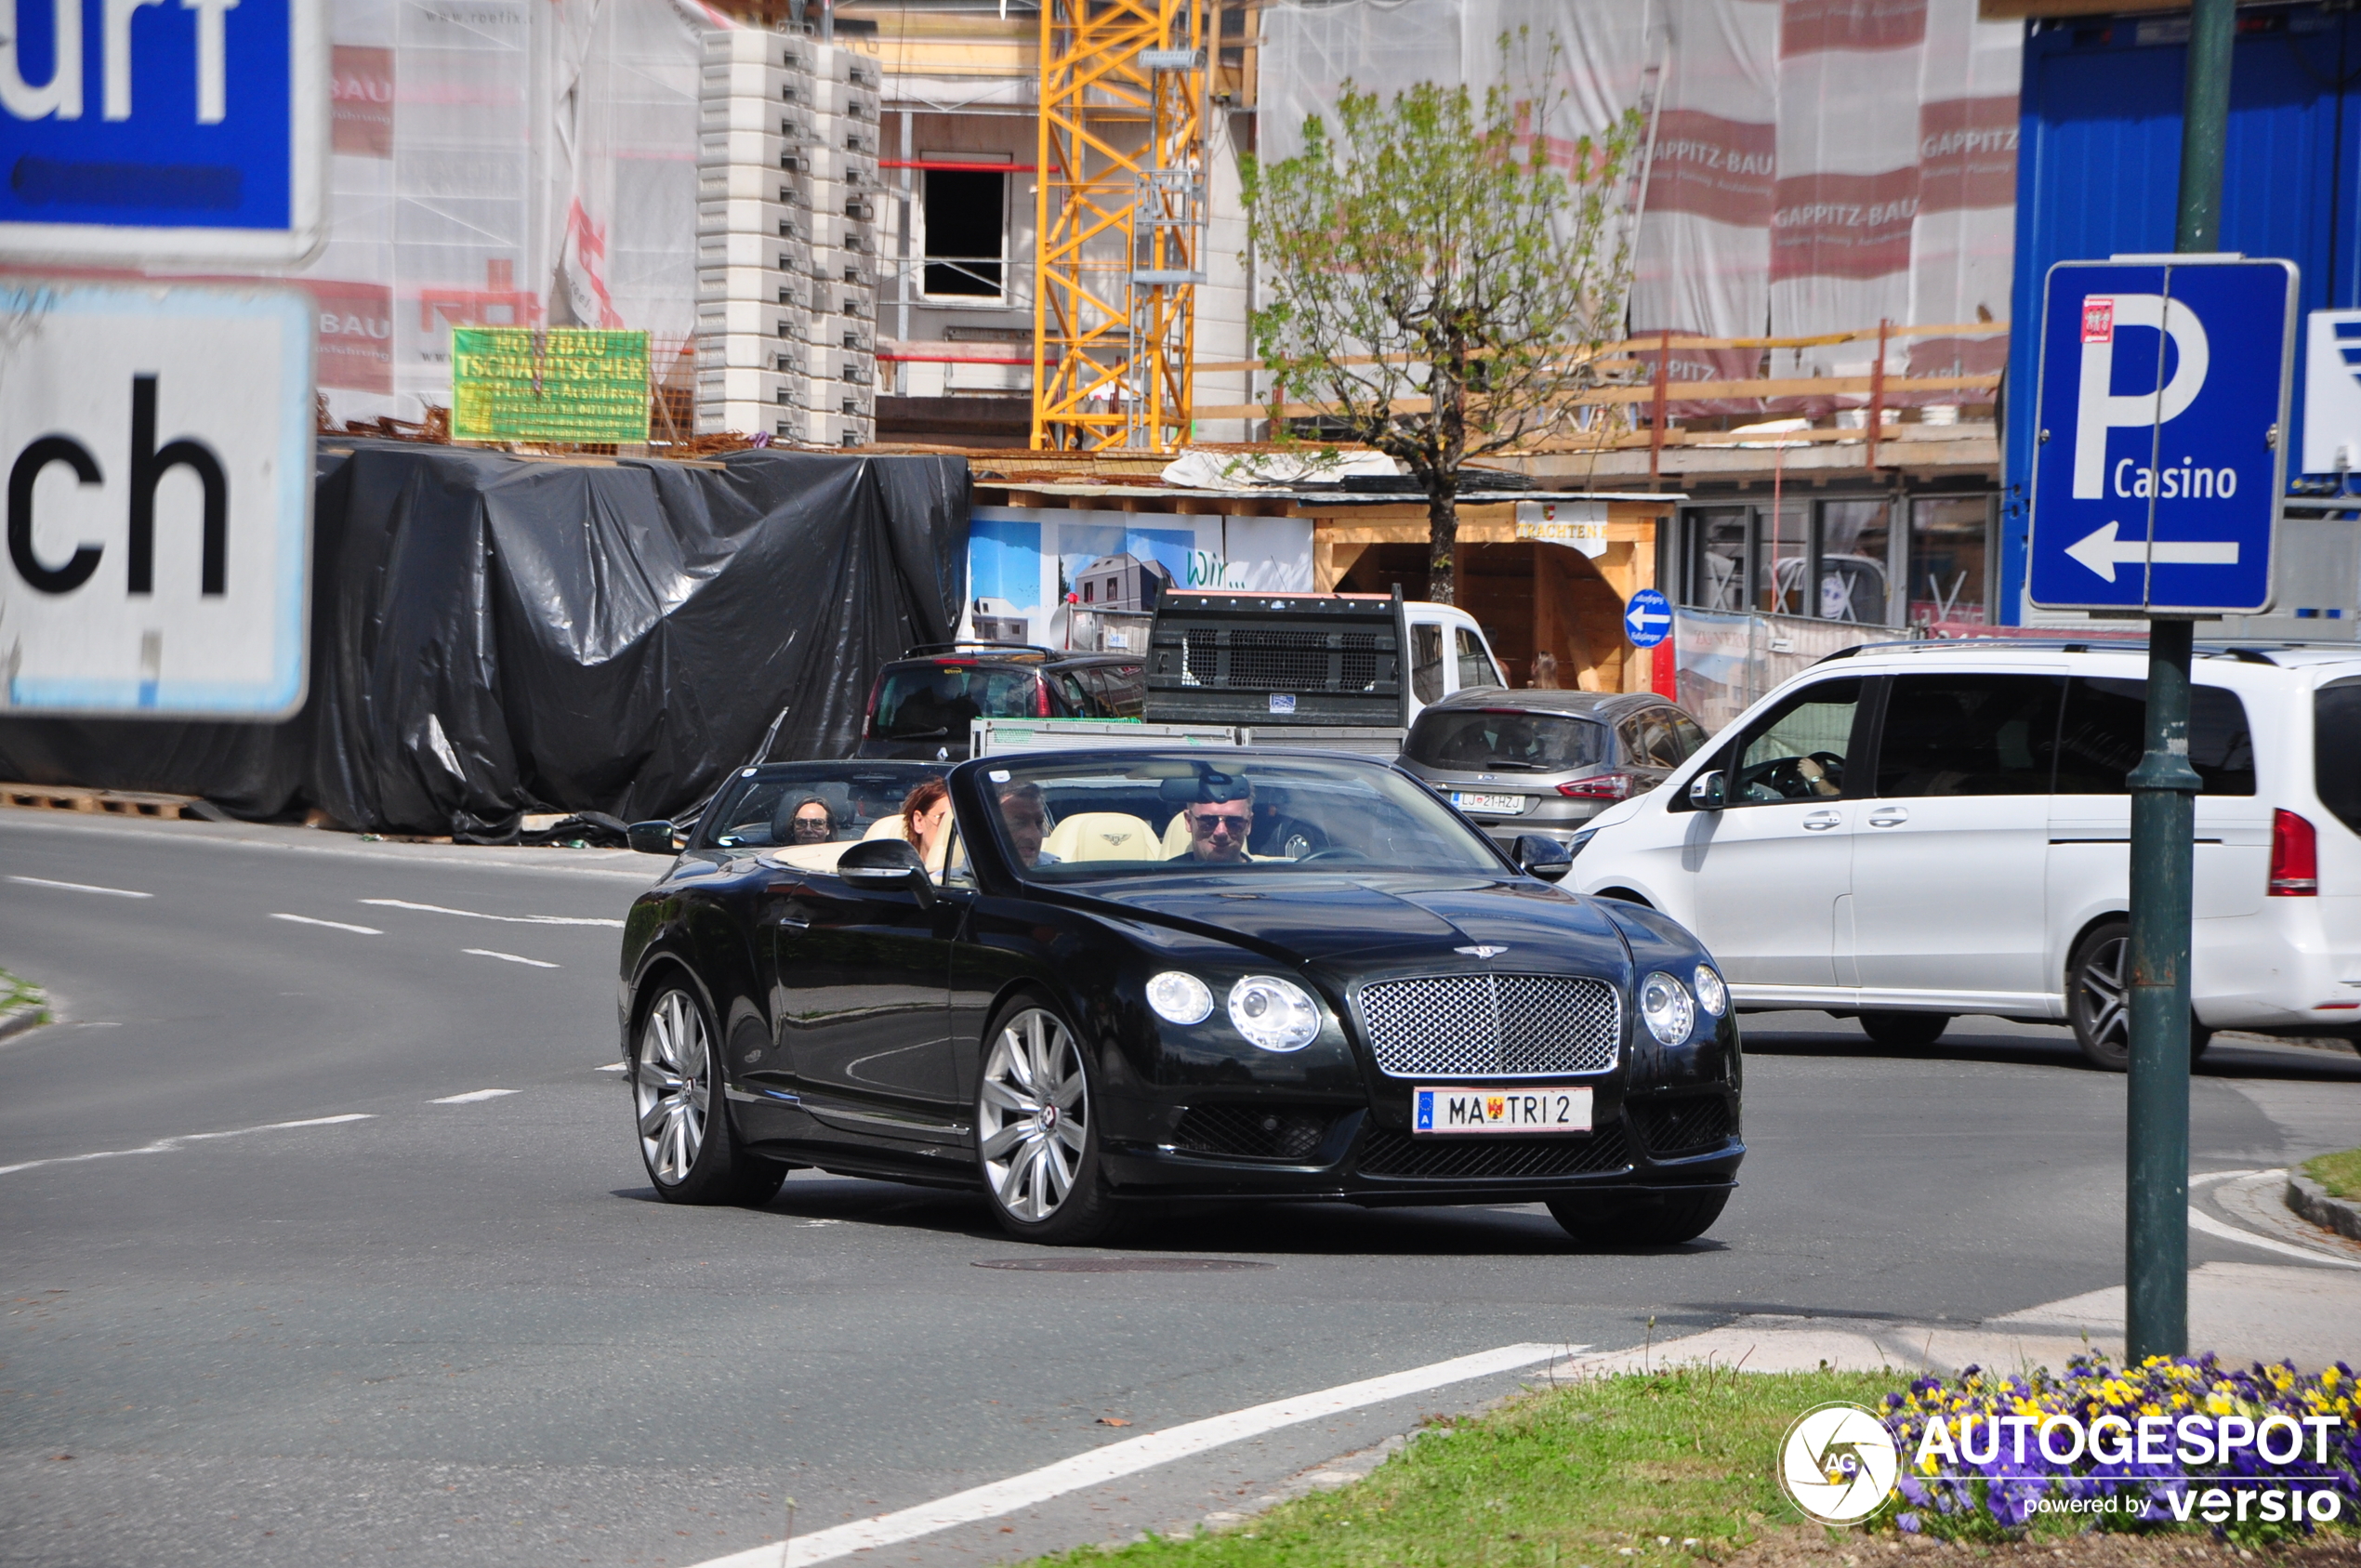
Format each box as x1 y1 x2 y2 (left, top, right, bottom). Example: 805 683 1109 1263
1355 974 1620 1078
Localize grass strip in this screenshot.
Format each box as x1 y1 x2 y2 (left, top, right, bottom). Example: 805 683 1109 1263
0 967 47 1028
1038 1366 1891 1568
2302 1148 2361 1203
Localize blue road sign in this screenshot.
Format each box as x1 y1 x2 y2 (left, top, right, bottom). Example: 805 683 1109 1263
0 0 324 264
2029 256 2296 615
1624 587 1672 648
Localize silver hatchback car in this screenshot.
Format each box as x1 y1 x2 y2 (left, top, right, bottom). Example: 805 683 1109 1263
1397 690 1710 848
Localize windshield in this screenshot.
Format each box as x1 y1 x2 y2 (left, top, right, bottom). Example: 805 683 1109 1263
978 751 1506 882
873 665 1049 739
1405 709 1607 771
697 764 946 850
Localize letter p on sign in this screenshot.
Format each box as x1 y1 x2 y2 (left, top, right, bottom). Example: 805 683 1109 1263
2074 294 2211 498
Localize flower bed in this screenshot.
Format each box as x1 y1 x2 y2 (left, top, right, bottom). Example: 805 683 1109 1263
1882 1355 2359 1547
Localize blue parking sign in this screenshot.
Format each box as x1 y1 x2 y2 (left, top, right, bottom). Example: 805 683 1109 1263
2028 257 2296 615
0 0 324 263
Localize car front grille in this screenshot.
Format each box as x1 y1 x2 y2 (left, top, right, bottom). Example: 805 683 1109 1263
1627 1095 1735 1157
1355 974 1620 1078
1356 1123 1632 1179
1172 1104 1333 1161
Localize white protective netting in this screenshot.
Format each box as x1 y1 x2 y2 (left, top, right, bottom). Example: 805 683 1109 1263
1257 0 2019 395
141 0 709 425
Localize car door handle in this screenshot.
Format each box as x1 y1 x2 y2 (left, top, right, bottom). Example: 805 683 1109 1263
1801 810 1842 831
1866 807 1909 827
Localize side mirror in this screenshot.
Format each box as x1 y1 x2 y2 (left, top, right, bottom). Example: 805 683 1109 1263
1687 771 1727 811
838 837 935 908
1511 835 1573 883
627 820 679 855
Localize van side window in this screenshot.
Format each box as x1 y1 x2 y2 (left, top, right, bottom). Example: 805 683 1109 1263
2054 678 2255 796
2319 679 2361 837
1411 624 1445 705
1455 627 1501 691
1875 674 2062 797
1695 678 1862 807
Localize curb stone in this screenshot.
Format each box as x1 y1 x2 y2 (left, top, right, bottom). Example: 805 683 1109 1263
2286 1171 2361 1245
0 1003 49 1043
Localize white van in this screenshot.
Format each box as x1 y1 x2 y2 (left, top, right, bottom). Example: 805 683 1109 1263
1566 639 2361 1068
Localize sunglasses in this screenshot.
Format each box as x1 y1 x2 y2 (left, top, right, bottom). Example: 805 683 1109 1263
1191 813 1248 835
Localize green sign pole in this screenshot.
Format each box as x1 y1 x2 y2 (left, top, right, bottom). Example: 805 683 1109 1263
2126 0 2234 1363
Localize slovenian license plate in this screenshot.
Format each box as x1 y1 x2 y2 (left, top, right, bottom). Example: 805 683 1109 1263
1450 791 1526 814
1413 1086 1593 1136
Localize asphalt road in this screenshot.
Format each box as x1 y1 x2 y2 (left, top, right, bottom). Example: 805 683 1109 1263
4 810 2359 1568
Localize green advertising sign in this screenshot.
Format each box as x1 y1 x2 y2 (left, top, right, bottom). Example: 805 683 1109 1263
450 327 651 443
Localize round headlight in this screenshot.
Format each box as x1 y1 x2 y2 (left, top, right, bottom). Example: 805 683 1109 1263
1692 964 1728 1019
1639 970 1695 1046
1226 974 1321 1052
1145 970 1214 1025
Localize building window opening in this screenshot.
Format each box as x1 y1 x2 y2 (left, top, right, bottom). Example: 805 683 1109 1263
1910 497 1992 628
923 167 1007 299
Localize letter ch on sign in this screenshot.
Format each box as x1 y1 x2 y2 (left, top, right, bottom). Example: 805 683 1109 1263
6 375 228 599
3 0 238 125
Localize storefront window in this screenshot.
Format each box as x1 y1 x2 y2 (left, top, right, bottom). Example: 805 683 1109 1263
1909 498 1992 627
1759 503 1808 615
1685 507 1748 612
1816 501 1891 624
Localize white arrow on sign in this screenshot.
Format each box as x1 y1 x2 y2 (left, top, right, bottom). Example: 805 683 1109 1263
2064 520 2240 583
1626 603 1672 635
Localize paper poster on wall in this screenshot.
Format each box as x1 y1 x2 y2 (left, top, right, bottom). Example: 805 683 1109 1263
966 508 1316 648
969 515 1043 644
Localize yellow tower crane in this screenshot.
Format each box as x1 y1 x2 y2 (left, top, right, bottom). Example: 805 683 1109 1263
1029 0 1207 452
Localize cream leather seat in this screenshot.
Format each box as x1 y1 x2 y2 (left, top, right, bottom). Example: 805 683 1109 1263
863 813 904 841
854 810 948 874
1160 811 1194 859
1042 812 1158 862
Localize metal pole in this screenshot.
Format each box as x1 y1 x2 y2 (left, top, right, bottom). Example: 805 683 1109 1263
2126 0 2233 1364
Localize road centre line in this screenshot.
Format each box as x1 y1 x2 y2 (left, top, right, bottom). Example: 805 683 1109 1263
0 1113 374 1178
7 875 152 899
463 948 561 968
270 912 383 935
362 897 625 928
432 1088 521 1103
684 1341 1579 1568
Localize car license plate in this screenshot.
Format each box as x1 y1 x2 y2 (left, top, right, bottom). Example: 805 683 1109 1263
1412 1086 1592 1135
1450 791 1526 815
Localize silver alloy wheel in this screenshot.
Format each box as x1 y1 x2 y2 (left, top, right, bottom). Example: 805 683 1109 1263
636 989 709 1185
2076 935 2130 1057
978 1008 1088 1222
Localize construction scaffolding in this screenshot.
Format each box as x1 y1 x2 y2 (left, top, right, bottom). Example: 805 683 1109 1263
1030 0 1207 452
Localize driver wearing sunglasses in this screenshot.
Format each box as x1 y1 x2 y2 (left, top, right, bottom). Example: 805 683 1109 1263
1180 774 1255 864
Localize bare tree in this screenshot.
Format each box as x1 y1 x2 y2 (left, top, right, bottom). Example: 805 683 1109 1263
1242 37 1641 604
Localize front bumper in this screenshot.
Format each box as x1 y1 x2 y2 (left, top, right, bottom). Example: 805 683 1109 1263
1100 1093 1743 1205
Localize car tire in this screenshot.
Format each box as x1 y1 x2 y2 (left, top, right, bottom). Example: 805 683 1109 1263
633 981 786 1206
975 998 1123 1245
2066 922 2213 1073
1858 1011 1950 1049
1547 1189 1728 1247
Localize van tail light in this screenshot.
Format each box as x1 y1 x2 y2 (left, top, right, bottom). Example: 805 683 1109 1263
1558 772 1635 801
2269 809 2319 896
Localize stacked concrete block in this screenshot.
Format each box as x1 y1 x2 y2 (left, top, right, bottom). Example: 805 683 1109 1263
693 28 879 445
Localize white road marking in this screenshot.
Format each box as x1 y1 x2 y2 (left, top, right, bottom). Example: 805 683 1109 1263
0 1113 373 1178
2189 1201 2361 1270
431 1088 521 1104
270 913 383 935
8 875 151 899
597 1061 627 1073
462 948 561 969
362 897 624 929
681 1341 1578 1568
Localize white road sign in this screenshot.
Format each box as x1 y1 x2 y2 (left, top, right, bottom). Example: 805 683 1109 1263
1 282 312 718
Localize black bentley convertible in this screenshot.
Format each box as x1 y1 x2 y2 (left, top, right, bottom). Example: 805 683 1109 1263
618 749 1743 1245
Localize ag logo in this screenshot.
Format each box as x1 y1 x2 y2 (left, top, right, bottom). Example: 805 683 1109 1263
1775 1403 1899 1525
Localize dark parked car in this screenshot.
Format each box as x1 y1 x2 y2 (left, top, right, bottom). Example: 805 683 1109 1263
1397 691 1709 848
618 747 1743 1245
856 644 1145 761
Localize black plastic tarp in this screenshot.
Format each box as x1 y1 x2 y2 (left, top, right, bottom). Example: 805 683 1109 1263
0 442 969 838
